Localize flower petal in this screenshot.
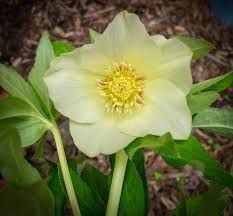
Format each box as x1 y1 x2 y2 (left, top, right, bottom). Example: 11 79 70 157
94 11 163 79
152 36 193 94
151 35 167 46
46 45 111 76
44 69 104 123
147 79 192 139
70 119 135 157
118 79 192 139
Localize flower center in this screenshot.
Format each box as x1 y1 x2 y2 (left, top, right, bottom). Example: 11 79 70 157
98 62 144 115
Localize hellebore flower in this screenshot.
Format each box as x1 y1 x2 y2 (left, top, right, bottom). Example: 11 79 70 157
44 11 192 157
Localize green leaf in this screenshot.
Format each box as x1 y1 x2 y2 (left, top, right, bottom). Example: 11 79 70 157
127 134 233 187
132 150 149 214
184 196 202 216
32 133 47 159
81 163 109 205
0 181 55 216
48 163 67 216
0 64 45 115
52 40 75 57
89 28 100 43
193 107 233 138
118 160 145 216
154 171 163 180
168 184 229 216
187 91 219 114
173 177 187 216
175 36 215 59
0 96 48 147
28 32 54 118
162 136 233 188
191 71 233 94
0 126 41 186
0 96 44 120
125 132 173 159
58 164 105 216
0 117 47 147
197 184 229 216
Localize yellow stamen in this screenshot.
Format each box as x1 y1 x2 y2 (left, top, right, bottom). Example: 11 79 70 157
98 62 144 115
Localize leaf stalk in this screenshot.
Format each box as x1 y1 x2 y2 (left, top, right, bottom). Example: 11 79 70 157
51 125 81 216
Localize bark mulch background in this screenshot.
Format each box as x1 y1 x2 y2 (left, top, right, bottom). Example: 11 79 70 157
0 0 233 215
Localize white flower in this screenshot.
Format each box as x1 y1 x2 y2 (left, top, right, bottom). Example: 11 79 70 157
44 11 192 157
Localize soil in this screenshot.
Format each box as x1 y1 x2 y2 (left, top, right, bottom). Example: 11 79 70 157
0 0 232 215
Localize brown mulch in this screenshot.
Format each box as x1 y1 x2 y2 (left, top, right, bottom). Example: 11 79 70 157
0 0 233 215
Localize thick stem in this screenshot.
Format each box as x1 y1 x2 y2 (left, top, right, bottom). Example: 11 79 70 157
106 150 128 216
51 126 81 216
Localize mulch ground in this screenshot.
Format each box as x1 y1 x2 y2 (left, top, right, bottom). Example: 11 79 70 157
0 0 233 215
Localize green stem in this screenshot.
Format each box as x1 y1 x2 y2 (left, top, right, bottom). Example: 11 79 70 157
106 150 128 216
51 126 81 216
